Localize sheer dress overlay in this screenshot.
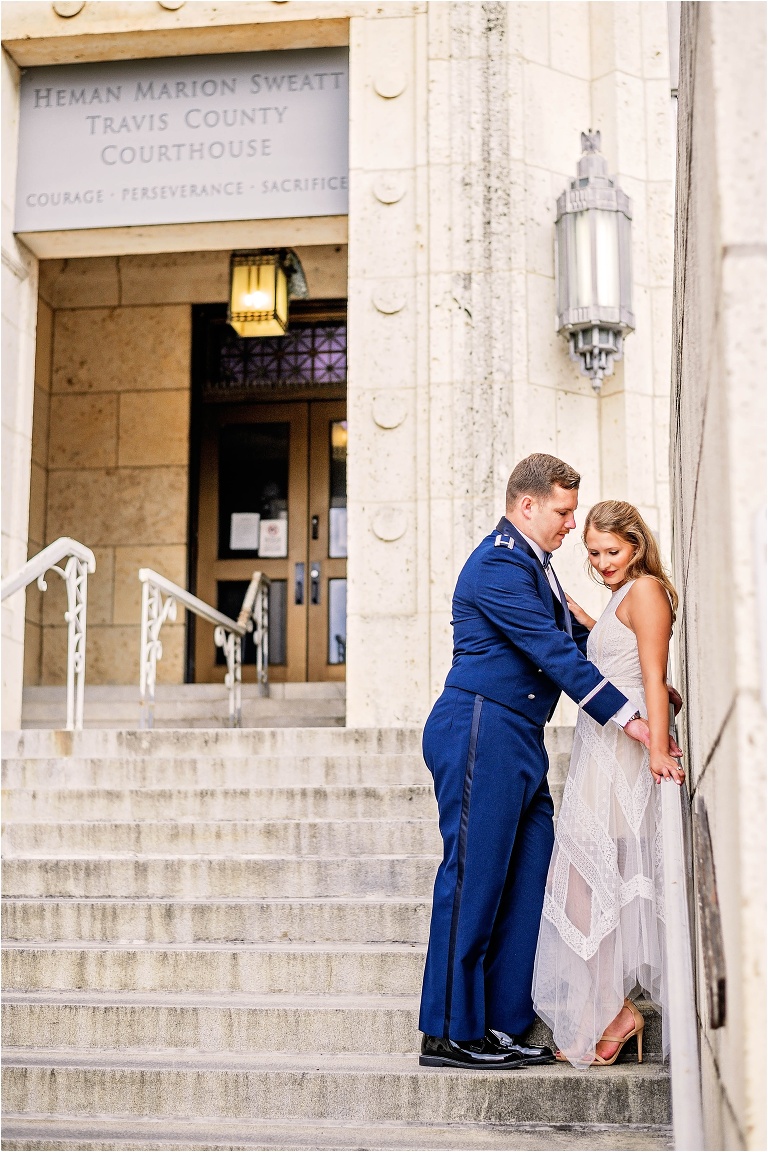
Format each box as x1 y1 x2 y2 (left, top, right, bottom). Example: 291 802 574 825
532 580 669 1067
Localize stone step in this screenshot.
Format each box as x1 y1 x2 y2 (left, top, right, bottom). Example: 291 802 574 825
22 710 346 732
21 685 347 731
0 1114 675 1151
1 897 433 945
21 695 347 714
2 726 432 761
24 684 347 703
2 819 443 856
2 752 570 792
2 943 427 996
2 784 440 821
22 715 347 731
2 855 440 898
2 1049 671 1127
2 991 420 1053
1 754 437 790
3 725 574 764
0 990 663 1059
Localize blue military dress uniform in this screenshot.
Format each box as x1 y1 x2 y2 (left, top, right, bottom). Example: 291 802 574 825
419 517 629 1042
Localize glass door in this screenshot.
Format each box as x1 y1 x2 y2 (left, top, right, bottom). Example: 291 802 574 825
194 399 347 683
195 401 309 683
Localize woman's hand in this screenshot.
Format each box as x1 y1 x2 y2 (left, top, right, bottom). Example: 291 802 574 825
649 748 685 786
564 592 596 631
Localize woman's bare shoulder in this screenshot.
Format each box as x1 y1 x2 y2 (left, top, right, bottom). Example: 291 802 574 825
625 576 672 620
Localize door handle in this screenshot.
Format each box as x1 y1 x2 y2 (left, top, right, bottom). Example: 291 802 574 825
311 515 319 540
310 563 321 605
295 562 305 605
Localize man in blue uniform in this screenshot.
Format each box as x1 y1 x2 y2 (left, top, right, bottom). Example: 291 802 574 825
419 454 674 1069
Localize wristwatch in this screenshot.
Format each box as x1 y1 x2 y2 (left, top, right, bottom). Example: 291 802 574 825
624 710 642 727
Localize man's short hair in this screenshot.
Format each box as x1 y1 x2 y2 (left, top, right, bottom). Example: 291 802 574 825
506 453 581 506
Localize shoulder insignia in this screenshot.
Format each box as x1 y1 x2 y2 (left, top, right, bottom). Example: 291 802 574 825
494 532 515 550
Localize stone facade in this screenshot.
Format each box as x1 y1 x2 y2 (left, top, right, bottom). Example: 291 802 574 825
672 4 766 1149
347 1 676 726
2 1 675 733
3 2 766 1145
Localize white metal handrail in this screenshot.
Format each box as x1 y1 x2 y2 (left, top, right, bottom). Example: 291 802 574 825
138 568 269 728
237 571 270 697
1 537 96 730
662 710 705 1151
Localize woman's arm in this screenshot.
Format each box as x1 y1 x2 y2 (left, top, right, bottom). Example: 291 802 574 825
620 578 685 784
564 592 596 631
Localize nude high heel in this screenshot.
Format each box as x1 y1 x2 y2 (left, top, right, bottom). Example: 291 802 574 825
590 998 645 1066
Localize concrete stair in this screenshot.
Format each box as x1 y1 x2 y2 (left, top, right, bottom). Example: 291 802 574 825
2 725 672 1151
21 683 346 730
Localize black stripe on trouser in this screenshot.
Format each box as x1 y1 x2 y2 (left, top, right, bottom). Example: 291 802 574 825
443 692 484 1038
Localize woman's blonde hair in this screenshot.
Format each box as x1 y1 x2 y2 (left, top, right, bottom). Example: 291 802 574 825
583 500 679 620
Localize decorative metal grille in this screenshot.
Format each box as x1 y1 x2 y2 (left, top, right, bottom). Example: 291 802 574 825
203 318 347 400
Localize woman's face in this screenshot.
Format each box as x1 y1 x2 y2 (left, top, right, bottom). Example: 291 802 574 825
585 527 636 590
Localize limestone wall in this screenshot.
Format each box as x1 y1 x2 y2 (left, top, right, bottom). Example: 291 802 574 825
346 1 675 725
29 255 197 686
3 0 675 722
672 4 766 1148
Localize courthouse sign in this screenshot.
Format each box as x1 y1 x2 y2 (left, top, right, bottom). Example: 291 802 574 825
15 48 349 232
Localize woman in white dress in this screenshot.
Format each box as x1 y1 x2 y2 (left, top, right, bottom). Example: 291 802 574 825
532 500 684 1068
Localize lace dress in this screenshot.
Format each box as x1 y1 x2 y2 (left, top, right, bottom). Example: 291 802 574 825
532 580 668 1067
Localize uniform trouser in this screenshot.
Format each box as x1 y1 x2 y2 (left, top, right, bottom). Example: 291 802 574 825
418 686 555 1041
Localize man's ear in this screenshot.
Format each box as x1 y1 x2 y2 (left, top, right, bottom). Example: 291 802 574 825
517 494 533 518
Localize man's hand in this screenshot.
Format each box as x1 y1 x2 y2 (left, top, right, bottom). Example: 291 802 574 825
623 716 650 748
623 716 683 759
667 684 683 715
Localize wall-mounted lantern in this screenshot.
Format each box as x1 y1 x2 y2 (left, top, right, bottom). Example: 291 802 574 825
228 249 308 338
555 131 634 390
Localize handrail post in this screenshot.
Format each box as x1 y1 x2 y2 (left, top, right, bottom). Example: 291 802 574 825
255 578 269 697
3 539 97 732
138 573 177 730
236 571 270 700
215 625 242 727
61 554 89 731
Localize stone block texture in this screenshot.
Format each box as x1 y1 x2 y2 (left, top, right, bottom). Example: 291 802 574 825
8 2 676 718
671 4 766 1149
346 1 675 727
1 723 672 1150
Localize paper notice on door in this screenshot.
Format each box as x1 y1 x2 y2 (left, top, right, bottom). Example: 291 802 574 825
259 518 288 558
229 513 260 551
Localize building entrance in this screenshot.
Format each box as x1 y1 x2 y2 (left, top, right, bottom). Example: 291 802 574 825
189 303 347 685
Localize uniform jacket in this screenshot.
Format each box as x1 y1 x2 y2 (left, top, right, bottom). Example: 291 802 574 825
444 518 628 726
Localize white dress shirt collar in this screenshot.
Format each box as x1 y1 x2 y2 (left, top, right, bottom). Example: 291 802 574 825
518 530 547 566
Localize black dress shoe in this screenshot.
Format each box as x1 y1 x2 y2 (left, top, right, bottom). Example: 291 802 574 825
485 1028 555 1065
419 1033 528 1069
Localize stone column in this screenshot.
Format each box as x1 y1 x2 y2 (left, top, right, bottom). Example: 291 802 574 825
346 5 430 727
346 2 516 726
1 49 39 730
672 4 766 1148
425 1 515 702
